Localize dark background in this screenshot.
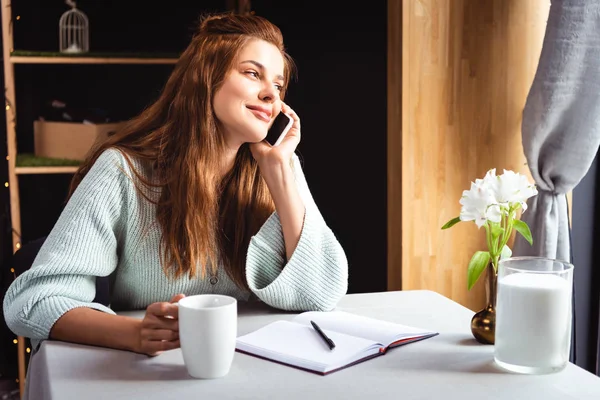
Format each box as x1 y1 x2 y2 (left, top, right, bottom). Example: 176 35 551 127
572 156 600 374
0 0 387 387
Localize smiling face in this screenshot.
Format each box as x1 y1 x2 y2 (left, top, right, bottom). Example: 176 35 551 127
213 39 286 149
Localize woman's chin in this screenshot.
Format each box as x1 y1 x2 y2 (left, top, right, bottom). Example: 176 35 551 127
245 132 268 144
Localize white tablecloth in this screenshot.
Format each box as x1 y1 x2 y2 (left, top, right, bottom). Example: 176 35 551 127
23 290 600 399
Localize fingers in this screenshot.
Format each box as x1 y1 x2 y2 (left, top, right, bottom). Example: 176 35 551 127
147 301 179 319
281 102 300 126
170 293 186 303
139 299 184 356
142 328 179 342
143 314 179 331
281 103 300 143
280 101 293 114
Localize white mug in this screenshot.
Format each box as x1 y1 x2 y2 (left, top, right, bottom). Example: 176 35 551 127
177 294 237 379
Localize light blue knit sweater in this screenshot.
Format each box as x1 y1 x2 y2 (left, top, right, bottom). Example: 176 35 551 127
3 149 348 342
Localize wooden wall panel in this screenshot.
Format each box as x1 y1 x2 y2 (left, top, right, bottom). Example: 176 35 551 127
388 0 550 311
388 0 403 292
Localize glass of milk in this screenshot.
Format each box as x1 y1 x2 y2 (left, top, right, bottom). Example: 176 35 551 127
494 257 573 374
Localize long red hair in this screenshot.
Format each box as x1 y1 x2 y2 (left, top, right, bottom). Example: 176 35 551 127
68 12 296 290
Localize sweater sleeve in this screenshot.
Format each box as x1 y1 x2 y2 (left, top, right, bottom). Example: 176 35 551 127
2 149 131 341
245 154 349 311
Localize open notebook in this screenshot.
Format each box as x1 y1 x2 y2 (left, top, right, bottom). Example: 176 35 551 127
236 311 438 375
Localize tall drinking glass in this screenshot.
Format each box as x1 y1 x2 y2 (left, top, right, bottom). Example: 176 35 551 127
494 257 573 374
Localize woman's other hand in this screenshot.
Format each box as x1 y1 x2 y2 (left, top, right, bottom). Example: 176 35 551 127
135 293 186 356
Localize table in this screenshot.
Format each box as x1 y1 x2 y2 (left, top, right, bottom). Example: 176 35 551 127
23 290 600 399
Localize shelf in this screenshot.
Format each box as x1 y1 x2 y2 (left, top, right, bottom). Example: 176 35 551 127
15 154 80 174
10 50 180 65
15 166 79 175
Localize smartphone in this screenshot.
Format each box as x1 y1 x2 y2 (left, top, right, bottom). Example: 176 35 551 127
265 112 293 146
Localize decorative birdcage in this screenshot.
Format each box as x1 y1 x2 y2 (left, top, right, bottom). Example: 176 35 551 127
59 0 89 53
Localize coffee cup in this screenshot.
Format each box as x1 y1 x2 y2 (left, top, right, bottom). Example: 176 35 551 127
177 294 237 379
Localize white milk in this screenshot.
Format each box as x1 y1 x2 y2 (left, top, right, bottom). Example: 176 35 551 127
494 273 571 369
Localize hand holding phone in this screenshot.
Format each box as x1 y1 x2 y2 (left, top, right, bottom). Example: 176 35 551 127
265 112 294 146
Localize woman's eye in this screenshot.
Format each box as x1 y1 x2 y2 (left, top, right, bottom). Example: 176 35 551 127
275 84 283 92
246 71 259 78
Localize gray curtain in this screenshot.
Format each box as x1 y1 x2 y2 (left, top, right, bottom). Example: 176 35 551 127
514 0 600 261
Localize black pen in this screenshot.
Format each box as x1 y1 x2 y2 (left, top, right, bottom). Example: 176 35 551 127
310 320 336 350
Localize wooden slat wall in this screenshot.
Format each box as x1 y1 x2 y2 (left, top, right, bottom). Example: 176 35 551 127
388 0 550 311
387 0 403 292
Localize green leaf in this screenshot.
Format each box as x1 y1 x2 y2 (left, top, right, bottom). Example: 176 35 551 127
441 217 461 230
500 245 512 260
467 251 491 291
513 220 533 245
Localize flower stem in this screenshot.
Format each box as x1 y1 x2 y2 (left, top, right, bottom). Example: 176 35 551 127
485 222 493 256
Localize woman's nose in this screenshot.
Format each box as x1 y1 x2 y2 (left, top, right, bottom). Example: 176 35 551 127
259 85 278 103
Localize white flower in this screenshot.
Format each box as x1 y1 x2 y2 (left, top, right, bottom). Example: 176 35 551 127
459 177 501 228
487 169 538 211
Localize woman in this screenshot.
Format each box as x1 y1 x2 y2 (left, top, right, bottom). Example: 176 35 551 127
3 12 348 356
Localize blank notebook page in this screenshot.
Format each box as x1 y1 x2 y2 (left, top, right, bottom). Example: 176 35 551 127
294 311 433 345
236 320 379 369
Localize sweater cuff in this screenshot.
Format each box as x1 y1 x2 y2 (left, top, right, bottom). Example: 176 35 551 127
246 206 347 311
246 211 287 287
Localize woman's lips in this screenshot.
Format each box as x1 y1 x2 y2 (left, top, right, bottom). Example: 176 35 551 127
247 106 271 122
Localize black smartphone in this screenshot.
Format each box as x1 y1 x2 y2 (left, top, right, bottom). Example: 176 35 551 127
265 112 293 146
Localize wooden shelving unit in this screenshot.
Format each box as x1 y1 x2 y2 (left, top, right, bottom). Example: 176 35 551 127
11 56 178 64
15 166 79 175
10 50 179 65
